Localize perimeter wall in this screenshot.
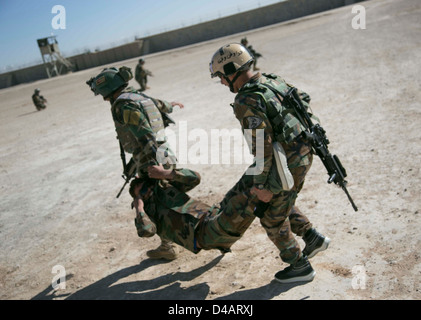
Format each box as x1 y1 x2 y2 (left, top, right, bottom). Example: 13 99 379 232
0 0 363 89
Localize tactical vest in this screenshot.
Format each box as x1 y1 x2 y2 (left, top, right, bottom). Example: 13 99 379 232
238 73 309 144
112 92 166 153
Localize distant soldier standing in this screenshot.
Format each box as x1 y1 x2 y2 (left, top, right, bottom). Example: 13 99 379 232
135 58 152 92
32 88 47 111
86 66 184 260
209 43 330 283
241 38 262 71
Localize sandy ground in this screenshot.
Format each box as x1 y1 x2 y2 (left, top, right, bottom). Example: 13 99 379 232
0 0 420 301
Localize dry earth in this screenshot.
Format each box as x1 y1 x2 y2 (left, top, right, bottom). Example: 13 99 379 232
0 0 420 301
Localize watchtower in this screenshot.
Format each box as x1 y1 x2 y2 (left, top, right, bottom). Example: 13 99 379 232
37 36 73 78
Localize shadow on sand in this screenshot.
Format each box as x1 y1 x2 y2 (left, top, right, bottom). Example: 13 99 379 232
32 255 308 300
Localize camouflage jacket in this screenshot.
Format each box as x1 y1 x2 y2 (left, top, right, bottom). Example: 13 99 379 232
32 93 46 107
232 73 313 194
135 64 152 81
110 87 175 177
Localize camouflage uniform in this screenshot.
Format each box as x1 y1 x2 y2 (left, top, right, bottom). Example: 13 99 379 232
135 60 152 92
134 74 317 262
111 86 178 257
241 38 262 71
230 72 315 264
32 90 47 111
111 86 176 177
134 168 259 254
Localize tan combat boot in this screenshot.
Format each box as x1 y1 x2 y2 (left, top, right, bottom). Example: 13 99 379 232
146 239 178 260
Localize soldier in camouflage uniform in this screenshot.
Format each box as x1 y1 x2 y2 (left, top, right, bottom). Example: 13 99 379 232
130 164 260 254
241 38 262 71
32 88 47 111
86 66 184 260
130 162 330 275
135 58 152 92
209 43 330 283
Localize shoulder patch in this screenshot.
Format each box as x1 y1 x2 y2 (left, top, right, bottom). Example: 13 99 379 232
244 116 264 129
123 110 141 126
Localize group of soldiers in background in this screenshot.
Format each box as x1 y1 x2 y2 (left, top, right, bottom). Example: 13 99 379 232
31 57 153 111
31 38 258 111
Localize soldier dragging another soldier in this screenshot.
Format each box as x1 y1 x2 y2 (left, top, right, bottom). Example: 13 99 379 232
87 66 184 260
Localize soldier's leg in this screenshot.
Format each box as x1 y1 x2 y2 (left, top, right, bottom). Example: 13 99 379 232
259 190 301 265
218 172 253 212
196 173 257 252
288 163 330 258
289 205 312 236
261 190 316 283
134 204 178 260
139 79 146 92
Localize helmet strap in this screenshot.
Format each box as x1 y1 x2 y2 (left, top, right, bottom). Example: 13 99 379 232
225 71 243 93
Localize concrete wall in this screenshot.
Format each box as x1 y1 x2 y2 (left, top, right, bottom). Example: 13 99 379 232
0 0 363 89
142 0 362 53
70 40 144 71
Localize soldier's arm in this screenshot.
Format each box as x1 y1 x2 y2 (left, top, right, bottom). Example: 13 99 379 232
170 168 201 192
151 98 174 114
233 93 274 192
152 98 184 114
148 165 201 192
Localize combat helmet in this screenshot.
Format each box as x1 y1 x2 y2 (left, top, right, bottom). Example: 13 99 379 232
86 66 133 99
209 43 254 92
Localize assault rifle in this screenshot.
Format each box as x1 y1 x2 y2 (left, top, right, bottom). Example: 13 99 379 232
263 84 358 212
116 142 136 198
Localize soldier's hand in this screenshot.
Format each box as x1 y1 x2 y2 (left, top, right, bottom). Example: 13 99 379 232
250 186 273 203
147 164 175 180
170 101 184 109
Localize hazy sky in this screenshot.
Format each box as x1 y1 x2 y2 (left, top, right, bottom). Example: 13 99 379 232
0 0 282 72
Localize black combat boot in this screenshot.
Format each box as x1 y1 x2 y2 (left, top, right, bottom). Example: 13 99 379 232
302 228 330 259
274 255 315 284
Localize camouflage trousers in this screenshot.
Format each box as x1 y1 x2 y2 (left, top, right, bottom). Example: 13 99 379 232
196 164 312 263
197 139 314 264
260 140 313 264
136 183 259 254
260 161 312 264
195 182 258 253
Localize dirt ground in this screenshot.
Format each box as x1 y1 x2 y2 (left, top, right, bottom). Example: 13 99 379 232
0 0 420 301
